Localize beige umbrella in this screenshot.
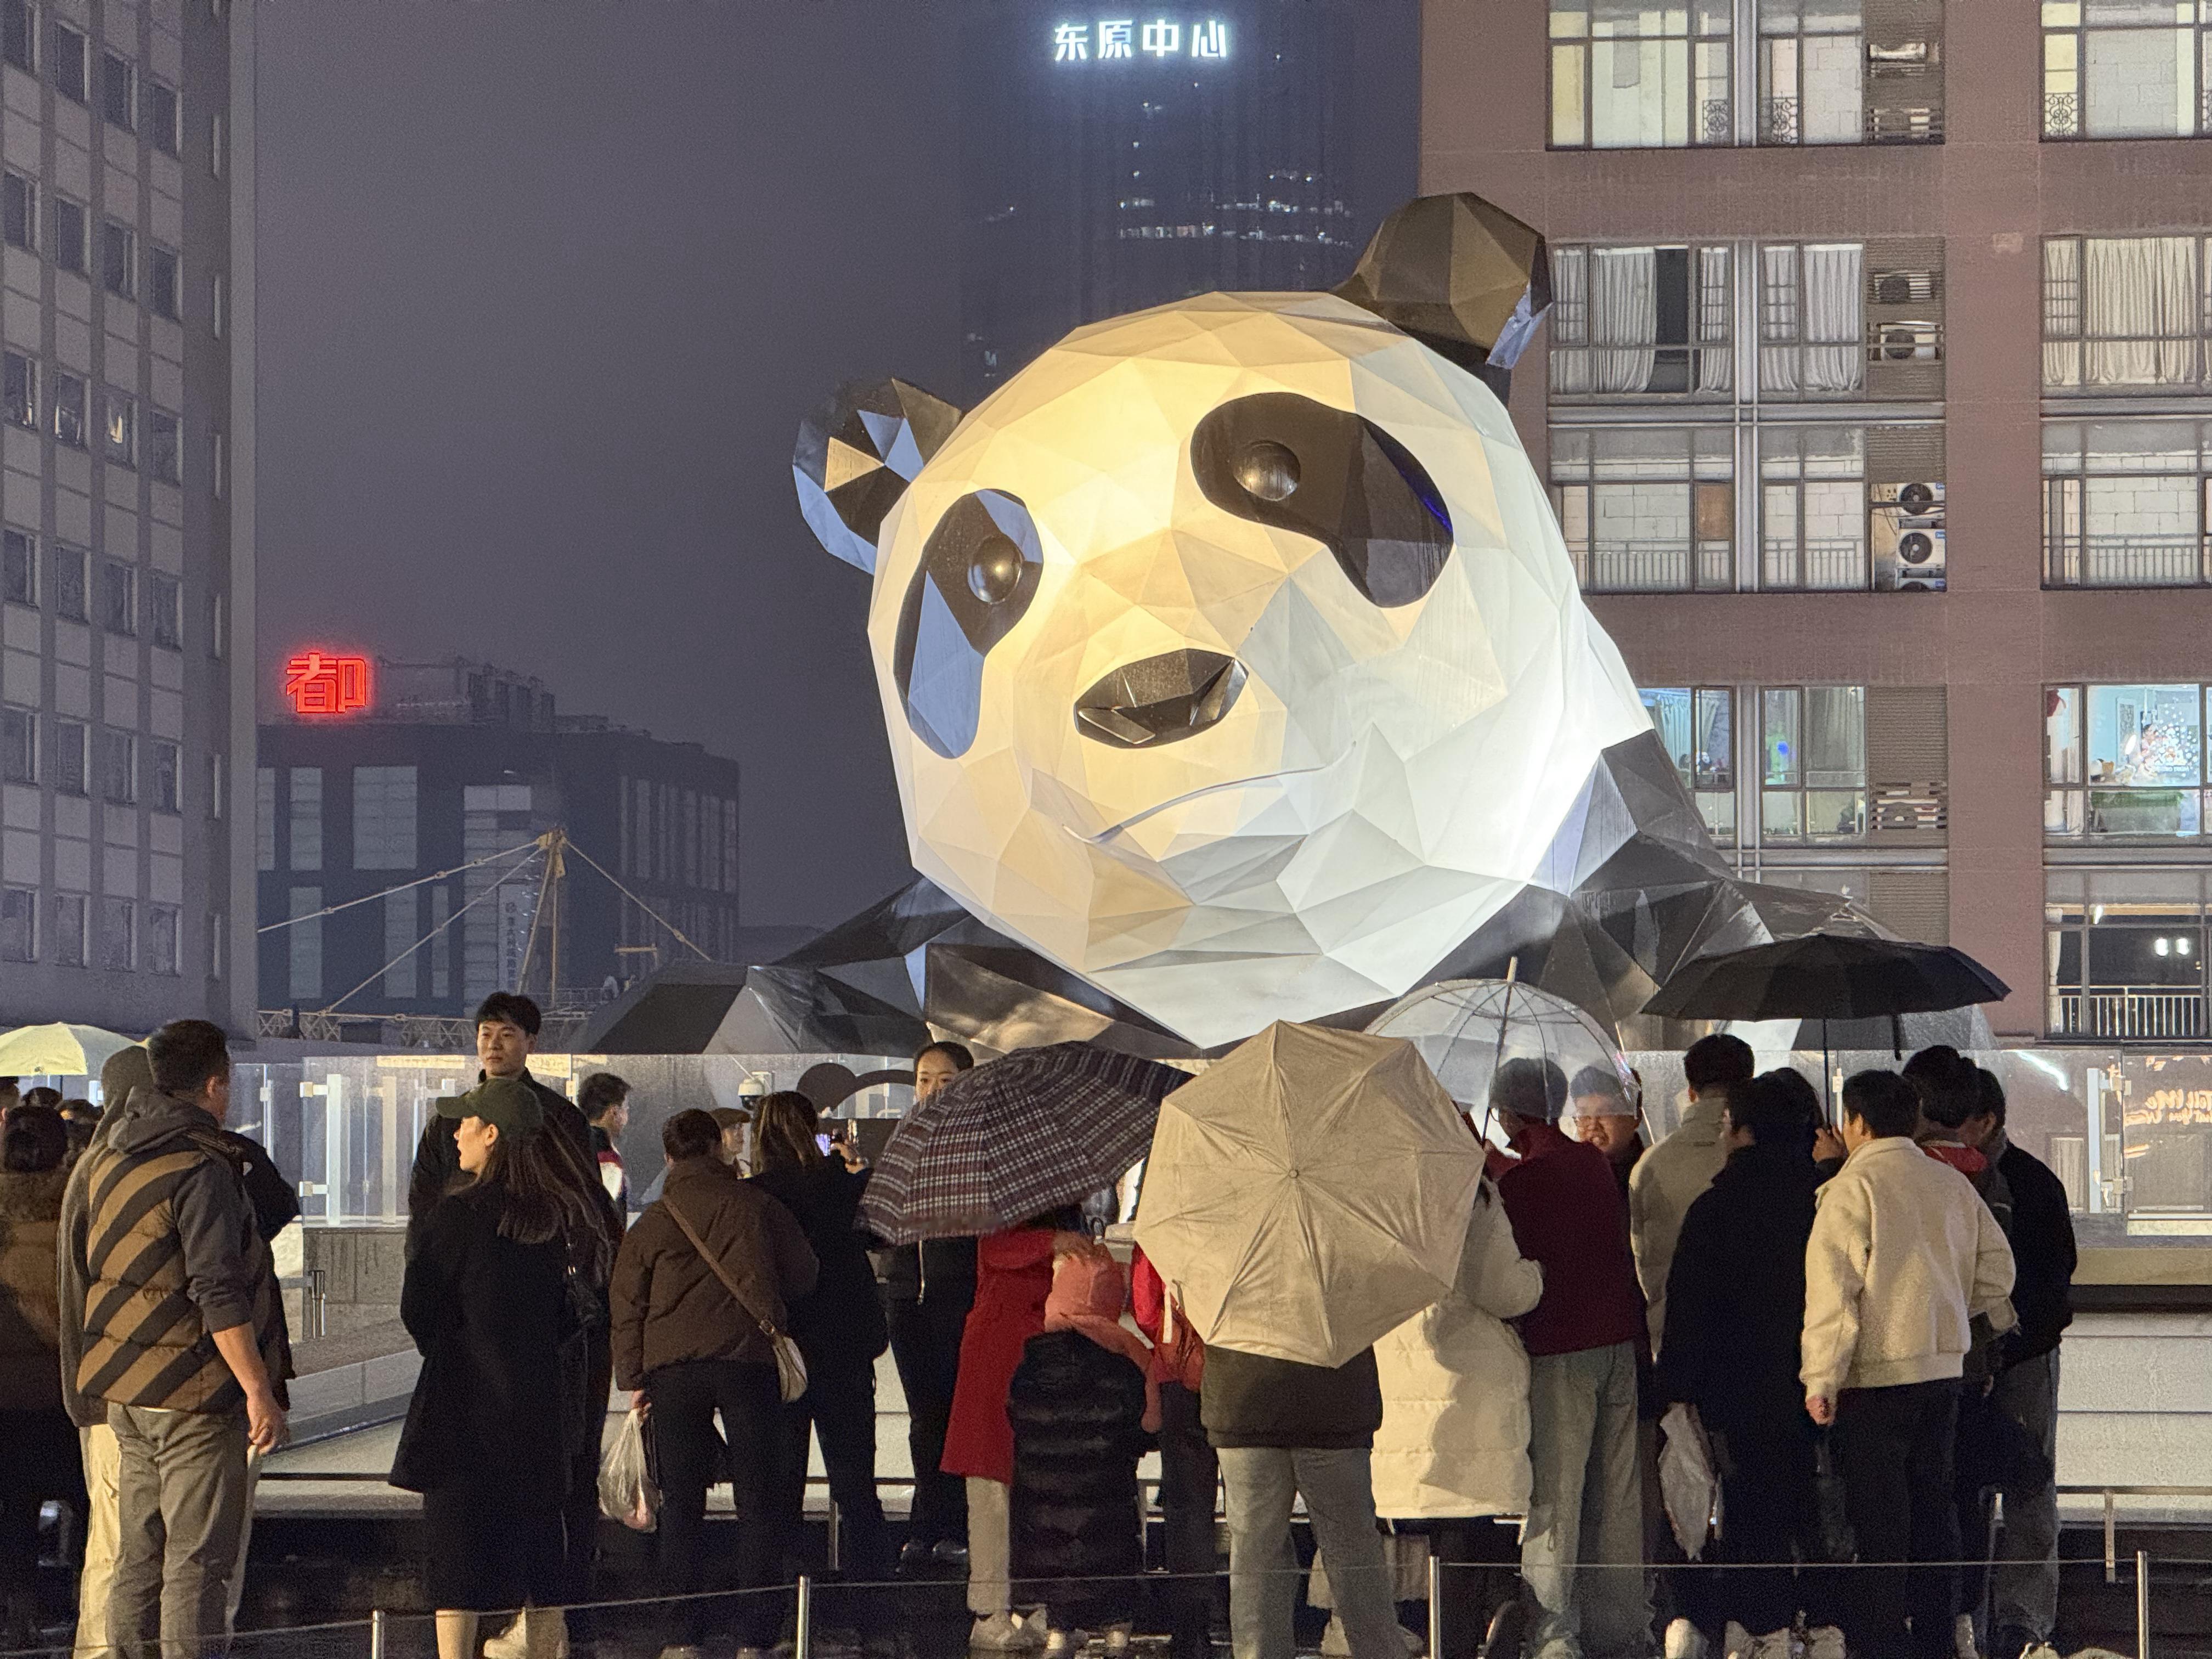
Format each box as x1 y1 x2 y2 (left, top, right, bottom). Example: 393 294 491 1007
1133 1021 1486 1369
0 1022 138 1078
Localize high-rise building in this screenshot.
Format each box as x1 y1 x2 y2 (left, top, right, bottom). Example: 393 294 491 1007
1426 0 2212 1046
957 0 1418 401
257 658 743 1028
0 0 255 1032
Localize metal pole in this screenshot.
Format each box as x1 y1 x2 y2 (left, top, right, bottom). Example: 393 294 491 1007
796 1573 812 1659
2136 1549 2151 1659
828 1499 842 1573
1427 1546 1443 1659
2106 1492 2118 1585
369 1609 387 1659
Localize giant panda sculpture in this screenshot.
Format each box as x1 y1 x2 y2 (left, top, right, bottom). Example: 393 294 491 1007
781 193 1908 1058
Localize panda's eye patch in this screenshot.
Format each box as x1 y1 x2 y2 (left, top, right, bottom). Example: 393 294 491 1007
1192 393 1454 608
893 489 1043 759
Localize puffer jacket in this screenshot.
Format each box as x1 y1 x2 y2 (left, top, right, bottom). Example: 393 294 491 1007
1370 1177 1543 1519
0 1164 69 1409
1008 1329 1152 1621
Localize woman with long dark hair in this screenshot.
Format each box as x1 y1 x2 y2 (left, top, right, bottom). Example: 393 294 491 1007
391 1079 613 1659
748 1092 891 1583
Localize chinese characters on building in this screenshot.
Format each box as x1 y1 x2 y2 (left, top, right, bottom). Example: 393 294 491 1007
1054 18 1231 63
283 651 373 718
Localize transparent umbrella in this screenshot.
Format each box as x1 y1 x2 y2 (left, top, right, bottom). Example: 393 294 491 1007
1365 976 1638 1144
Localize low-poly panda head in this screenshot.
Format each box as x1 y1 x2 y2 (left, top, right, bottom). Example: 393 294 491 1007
795 194 1653 1049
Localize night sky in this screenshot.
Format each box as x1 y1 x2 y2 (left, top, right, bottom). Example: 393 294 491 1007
254 1 1411 932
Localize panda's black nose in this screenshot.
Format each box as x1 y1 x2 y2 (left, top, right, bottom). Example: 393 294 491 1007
1074 650 1247 749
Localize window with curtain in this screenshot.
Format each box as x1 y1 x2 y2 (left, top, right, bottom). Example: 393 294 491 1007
1550 242 1733 396
2043 1 2212 138
2046 681 2209 838
1758 0 1865 142
2043 235 2209 391
1760 243 1865 394
1639 686 1738 842
1762 684 1867 840
2042 420 2212 587
1551 426 1735 591
1550 0 1734 149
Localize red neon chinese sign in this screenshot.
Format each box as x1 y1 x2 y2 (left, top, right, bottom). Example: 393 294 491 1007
283 652 373 718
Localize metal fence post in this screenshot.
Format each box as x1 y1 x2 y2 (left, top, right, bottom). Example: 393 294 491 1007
796 1573 813 1659
1427 1548 1442 1659
369 1609 387 1659
2136 1549 2151 1659
828 1499 842 1573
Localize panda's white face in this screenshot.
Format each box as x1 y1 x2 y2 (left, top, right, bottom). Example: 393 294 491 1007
867 291 1650 1048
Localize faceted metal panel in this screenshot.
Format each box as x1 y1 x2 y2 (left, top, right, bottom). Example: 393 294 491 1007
793 378 963 575
1335 193 1553 388
1074 649 1248 749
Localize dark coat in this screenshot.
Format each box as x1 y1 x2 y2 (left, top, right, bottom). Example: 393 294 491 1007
1994 1135 2076 1369
1496 1123 1646 1359
748 1158 888 1373
408 1070 622 1263
391 1184 580 1505
1656 1139 1821 1438
871 1235 978 1306
1008 1329 1151 1623
0 1165 67 1410
1200 1346 1382 1451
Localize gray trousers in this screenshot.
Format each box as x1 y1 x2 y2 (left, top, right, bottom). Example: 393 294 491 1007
1522 1342 1651 1659
1989 1351 2061 1642
109 1404 251 1659
1217 1446 1400 1659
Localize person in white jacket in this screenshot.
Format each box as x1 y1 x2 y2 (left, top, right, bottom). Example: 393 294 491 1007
1629 1034 1753 1355
1802 1070 2017 1659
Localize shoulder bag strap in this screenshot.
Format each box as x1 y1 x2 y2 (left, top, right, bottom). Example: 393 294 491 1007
664 1199 782 1338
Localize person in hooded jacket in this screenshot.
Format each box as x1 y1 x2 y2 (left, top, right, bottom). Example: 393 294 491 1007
1658 1073 1836 1659
1363 1171 1542 1659
1006 1243 1156 1654
0 1105 80 1647
746 1090 892 1584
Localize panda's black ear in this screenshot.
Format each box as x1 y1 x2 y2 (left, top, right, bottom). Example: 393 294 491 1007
793 379 965 574
1335 193 1551 401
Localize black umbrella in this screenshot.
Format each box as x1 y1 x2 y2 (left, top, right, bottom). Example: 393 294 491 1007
1640 934 2011 1113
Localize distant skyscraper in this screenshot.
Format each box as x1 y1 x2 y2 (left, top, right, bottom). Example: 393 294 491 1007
0 0 257 1033
958 0 1415 402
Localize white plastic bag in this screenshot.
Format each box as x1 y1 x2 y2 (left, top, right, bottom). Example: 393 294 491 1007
597 1407 659 1532
1658 1402 1719 1560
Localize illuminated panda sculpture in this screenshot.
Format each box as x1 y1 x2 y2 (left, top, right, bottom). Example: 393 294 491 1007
789 194 1878 1054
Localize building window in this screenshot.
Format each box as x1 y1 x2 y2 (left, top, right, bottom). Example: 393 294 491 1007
2 171 32 251
288 766 321 871
1 704 30 782
49 195 83 274
148 246 178 320
255 766 274 870
50 371 83 448
1640 686 1737 842
144 904 177 974
97 47 130 129
2044 236 2212 392
150 740 177 812
95 896 131 970
1758 0 1865 143
142 76 177 155
48 891 82 966
101 388 134 466
1 0 31 74
1549 0 1732 149
100 219 133 300
1552 426 1736 591
1 529 29 604
147 572 179 647
2044 2 2212 139
1759 243 1868 394
384 889 417 997
2046 682 2208 838
46 16 80 100
50 718 82 794
97 727 133 804
2044 421 2212 588
353 765 419 870
1762 684 1867 840
1550 244 1736 398
3 350 33 430
0 886 31 962
146 410 179 486
287 886 321 1002
2046 869 2209 1040
99 558 132 634
1760 425 1868 589
49 544 83 619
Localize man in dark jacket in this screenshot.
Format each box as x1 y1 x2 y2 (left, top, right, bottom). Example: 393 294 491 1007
408 992 624 1643
1962 1070 2075 1659
1492 1058 1651 1659
1658 1074 1831 1659
1203 1340 1401 1659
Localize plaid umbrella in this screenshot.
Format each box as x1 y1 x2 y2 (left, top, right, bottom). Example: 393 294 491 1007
859 1042 1192 1243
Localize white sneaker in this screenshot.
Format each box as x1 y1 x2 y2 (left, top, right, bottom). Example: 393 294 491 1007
1724 1622 1753 1659
1042 1629 1090 1658
1748 1630 1796 1659
973 1615 1034 1652
484 1620 530 1659
1804 1626 1847 1659
1667 1620 1711 1659
1955 1615 1980 1659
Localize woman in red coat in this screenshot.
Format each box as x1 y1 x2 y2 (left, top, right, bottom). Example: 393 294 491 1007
944 1210 1087 1649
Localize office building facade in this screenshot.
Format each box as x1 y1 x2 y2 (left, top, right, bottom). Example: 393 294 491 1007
257 659 743 1024
1425 0 2212 1045
957 0 1417 400
0 0 254 1032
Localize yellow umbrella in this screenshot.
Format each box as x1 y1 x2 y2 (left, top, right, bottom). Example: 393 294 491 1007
1133 1021 1485 1369
0 1022 139 1077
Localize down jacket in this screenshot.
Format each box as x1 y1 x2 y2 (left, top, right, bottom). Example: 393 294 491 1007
1370 1178 1543 1519
1008 1329 1152 1625
0 1164 69 1410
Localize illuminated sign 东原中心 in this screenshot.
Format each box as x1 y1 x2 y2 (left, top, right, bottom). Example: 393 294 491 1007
283 651 373 718
1053 18 1230 63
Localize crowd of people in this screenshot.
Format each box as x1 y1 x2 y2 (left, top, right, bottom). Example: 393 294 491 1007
0 1008 2080 1659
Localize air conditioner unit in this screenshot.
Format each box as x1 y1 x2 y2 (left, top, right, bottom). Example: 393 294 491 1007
1872 482 1945 591
1878 320 1942 360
